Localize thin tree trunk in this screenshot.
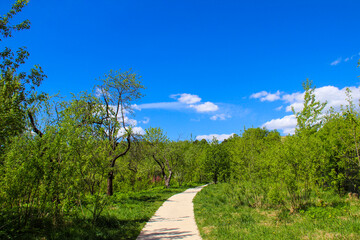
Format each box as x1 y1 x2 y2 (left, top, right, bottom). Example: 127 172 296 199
106 136 131 196
164 157 173 188
107 171 114 196
165 170 173 188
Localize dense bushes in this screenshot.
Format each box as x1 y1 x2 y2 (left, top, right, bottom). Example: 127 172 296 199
2 80 360 237
218 84 360 213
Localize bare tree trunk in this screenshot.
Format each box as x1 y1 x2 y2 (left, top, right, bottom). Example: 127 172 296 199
106 136 131 196
213 172 218 184
165 170 173 188
164 158 173 188
107 171 114 196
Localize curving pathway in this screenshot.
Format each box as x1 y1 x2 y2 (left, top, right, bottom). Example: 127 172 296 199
136 185 207 240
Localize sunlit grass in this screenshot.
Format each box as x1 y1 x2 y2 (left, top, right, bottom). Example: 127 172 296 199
194 183 360 240
0 184 200 240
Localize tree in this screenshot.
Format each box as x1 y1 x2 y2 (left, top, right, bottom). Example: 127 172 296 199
293 79 326 136
0 93 112 226
96 69 145 196
144 127 181 188
176 140 206 185
278 134 323 210
318 88 360 194
0 0 46 153
272 80 328 209
205 138 230 184
56 93 110 223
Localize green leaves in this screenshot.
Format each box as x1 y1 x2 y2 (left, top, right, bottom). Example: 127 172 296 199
144 127 169 146
0 0 30 40
205 139 230 184
317 88 360 194
293 79 327 136
0 0 47 153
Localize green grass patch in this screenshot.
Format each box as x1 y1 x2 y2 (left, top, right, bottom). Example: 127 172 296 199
0 184 201 240
194 183 360 240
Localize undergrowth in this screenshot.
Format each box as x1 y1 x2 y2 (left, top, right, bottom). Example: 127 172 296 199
0 183 200 240
194 183 360 240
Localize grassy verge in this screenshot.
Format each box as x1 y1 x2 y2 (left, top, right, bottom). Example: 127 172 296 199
194 183 360 240
1 184 201 240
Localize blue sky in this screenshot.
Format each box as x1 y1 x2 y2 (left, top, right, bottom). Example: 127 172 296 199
2 0 360 140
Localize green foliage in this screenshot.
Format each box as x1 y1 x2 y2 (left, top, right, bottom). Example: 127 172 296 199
317 88 360 194
0 0 30 39
194 183 360 240
293 79 326 136
143 127 195 188
95 69 145 196
279 135 324 209
0 0 46 153
0 72 25 152
205 139 230 183
0 186 193 239
144 127 169 146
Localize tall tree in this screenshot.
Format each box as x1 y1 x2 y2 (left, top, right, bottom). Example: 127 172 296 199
293 79 326 136
96 69 145 195
0 0 46 153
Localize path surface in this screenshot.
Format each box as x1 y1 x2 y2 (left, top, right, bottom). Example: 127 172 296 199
137 185 207 240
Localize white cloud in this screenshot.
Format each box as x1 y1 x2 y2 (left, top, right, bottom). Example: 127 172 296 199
262 115 297 135
196 133 235 142
95 87 102 98
109 106 146 136
132 104 141 110
123 116 137 126
275 106 283 111
133 102 183 110
262 91 281 102
190 102 219 112
171 93 201 104
132 126 145 135
330 58 341 66
250 91 267 99
141 117 150 124
330 52 360 66
258 85 360 135
282 86 360 113
285 102 303 112
282 92 303 103
118 126 145 136
250 90 281 102
116 115 146 136
133 93 219 114
210 113 231 120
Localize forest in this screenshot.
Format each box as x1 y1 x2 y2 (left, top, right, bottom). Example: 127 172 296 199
1 1 360 239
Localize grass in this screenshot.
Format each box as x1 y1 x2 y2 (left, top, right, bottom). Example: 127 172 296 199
0 183 201 240
194 183 360 240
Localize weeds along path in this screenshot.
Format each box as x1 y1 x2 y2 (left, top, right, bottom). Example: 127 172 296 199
137 185 207 240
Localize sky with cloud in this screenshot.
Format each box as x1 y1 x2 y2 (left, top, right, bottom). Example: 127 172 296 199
3 0 360 141
251 86 360 134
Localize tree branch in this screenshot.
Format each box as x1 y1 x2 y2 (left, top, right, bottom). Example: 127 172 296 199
27 111 43 137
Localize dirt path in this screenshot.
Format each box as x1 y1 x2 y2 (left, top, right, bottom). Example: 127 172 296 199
136 185 207 240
